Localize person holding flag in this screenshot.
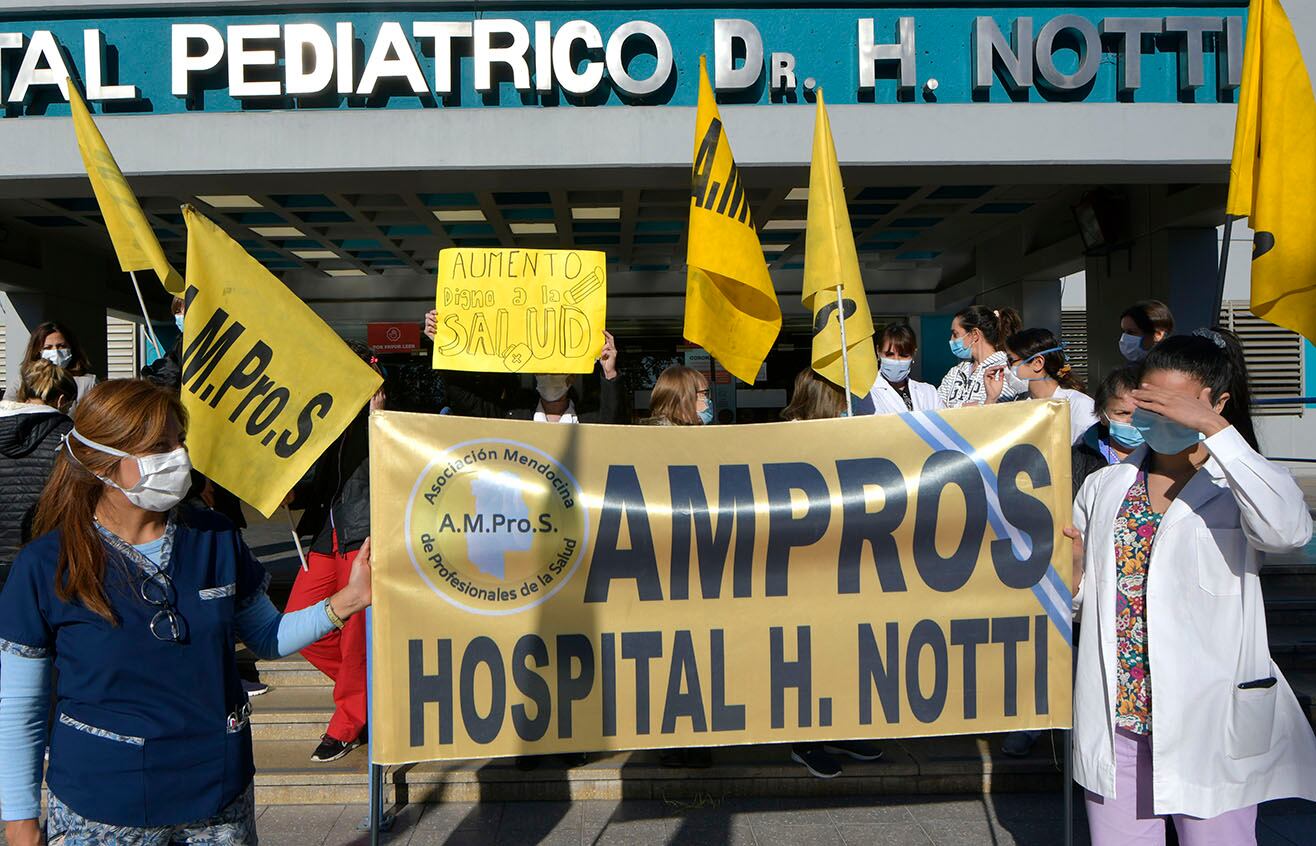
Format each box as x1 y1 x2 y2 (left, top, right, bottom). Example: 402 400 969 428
684 56 781 384
1225 0 1316 346
0 380 373 845
802 89 878 411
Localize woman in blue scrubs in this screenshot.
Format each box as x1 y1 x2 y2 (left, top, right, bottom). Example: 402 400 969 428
0 379 373 845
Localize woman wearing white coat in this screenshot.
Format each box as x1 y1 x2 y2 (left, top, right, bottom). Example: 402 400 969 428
1070 329 1316 845
858 324 944 415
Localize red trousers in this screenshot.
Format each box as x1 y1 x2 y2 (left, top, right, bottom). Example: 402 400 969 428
285 548 367 743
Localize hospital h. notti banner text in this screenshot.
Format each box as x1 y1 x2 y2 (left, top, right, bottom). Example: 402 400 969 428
368 401 1074 764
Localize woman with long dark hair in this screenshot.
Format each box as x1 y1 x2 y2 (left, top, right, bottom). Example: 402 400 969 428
0 380 372 845
1070 329 1315 844
1004 327 1098 444
936 305 1022 407
4 322 97 404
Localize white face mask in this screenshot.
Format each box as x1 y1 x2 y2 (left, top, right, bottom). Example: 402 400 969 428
1003 368 1029 396
535 375 573 402
42 348 73 368
68 429 192 513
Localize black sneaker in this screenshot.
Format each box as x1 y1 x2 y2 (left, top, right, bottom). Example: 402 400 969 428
791 744 842 779
311 734 363 763
242 680 269 697
823 740 883 762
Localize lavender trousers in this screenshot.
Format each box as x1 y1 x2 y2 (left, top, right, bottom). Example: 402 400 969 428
1085 728 1257 846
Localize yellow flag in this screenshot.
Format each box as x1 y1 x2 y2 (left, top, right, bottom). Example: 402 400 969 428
684 56 781 384
803 91 878 397
68 83 183 295
1226 0 1316 342
181 206 382 517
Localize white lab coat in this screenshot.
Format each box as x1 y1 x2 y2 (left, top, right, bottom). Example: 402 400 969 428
1072 426 1316 818
1051 387 1098 445
866 377 944 415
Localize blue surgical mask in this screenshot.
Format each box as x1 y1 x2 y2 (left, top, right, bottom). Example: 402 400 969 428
1119 333 1147 363
949 337 972 361
1131 408 1204 455
174 314 186 333
880 357 912 383
1107 419 1145 450
698 406 714 425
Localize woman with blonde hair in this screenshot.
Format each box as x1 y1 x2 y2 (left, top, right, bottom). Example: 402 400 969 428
645 365 712 426
781 367 846 421
0 360 76 572
0 380 373 845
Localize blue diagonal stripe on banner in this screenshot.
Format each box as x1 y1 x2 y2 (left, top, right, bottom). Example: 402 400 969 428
899 410 1072 644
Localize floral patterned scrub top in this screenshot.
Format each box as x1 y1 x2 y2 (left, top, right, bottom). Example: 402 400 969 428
1113 467 1162 735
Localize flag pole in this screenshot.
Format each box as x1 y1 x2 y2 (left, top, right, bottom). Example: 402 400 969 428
284 505 309 573
128 270 164 358
1213 216 1235 322
835 285 853 415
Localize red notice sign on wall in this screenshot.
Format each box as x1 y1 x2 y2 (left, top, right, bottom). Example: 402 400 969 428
367 322 421 353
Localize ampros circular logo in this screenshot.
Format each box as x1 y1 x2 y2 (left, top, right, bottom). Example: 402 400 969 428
404 438 589 615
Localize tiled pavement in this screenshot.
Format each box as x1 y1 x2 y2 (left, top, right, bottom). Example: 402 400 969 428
249 794 1316 845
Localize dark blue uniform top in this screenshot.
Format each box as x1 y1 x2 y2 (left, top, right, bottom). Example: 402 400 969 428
0 507 268 827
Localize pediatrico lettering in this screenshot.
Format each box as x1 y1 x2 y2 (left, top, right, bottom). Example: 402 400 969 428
0 13 1242 111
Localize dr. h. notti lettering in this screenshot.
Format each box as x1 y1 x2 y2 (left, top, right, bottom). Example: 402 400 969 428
0 12 1243 111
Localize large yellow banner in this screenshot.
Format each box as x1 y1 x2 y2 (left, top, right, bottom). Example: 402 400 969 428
432 248 607 374
369 400 1074 764
181 206 382 517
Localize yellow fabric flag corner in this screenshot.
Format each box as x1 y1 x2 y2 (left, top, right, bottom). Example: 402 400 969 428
1225 0 1316 343
68 82 184 295
803 90 878 398
684 55 782 384
181 206 382 517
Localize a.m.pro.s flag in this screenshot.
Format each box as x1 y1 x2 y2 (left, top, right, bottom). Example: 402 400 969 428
180 206 382 517
803 91 878 398
684 56 781 384
68 82 184 295
1226 0 1316 343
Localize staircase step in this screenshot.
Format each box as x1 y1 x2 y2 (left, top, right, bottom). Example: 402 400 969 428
252 655 332 689
1265 596 1316 627
1262 562 1316 595
250 686 334 740
1269 624 1316 672
252 735 1066 805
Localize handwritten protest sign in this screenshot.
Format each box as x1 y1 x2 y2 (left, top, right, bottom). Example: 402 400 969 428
369 400 1074 764
431 248 607 374
181 206 382 517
